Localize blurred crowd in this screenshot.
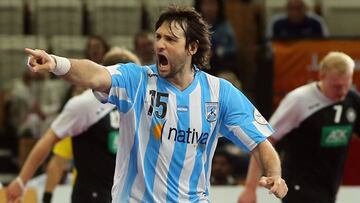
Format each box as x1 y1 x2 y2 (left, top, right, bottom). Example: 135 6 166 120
0 0 331 186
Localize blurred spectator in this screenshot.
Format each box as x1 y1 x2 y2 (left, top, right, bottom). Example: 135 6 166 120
134 31 155 65
34 72 69 136
5 70 45 138
85 35 110 64
267 0 329 39
216 70 242 90
103 47 141 66
195 0 238 75
211 150 236 185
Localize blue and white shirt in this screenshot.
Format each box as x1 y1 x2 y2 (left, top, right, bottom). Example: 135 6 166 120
98 63 273 203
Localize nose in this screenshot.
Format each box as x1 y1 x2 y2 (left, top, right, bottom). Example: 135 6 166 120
340 87 348 97
155 38 165 51
337 85 349 99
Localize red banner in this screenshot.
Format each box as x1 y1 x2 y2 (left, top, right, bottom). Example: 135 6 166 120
272 39 360 185
272 40 360 107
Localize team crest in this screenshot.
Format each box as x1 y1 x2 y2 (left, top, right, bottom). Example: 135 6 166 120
205 102 218 122
253 109 268 125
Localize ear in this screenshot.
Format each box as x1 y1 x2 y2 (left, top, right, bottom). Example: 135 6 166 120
187 41 199 56
318 71 325 81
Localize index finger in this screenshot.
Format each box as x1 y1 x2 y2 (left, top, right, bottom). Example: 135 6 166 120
24 48 41 57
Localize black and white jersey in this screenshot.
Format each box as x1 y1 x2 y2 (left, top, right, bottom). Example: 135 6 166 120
270 82 360 198
51 89 119 202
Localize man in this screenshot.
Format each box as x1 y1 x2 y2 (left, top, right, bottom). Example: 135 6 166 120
267 0 329 39
22 6 287 202
134 31 155 65
6 48 140 203
239 51 360 203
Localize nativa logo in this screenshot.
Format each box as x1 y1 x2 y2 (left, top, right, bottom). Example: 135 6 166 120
152 122 209 145
167 127 209 145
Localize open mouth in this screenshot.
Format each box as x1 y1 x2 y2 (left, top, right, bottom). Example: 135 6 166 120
158 54 169 67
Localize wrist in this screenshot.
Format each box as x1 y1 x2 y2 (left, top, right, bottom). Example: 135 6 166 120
15 176 25 191
244 182 258 191
50 55 71 75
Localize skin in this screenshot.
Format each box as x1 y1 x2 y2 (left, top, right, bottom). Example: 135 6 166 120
6 129 60 203
86 37 107 64
199 0 219 25
135 34 155 65
21 19 287 201
238 68 353 203
211 154 233 185
287 0 307 24
155 21 198 91
318 69 352 102
43 154 71 196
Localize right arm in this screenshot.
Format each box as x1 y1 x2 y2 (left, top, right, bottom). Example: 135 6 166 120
238 90 302 203
238 138 277 203
25 48 111 93
6 129 60 202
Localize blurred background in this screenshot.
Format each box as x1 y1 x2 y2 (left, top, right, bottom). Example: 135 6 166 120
0 0 359 202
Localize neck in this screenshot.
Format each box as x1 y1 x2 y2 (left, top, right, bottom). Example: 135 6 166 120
167 64 195 91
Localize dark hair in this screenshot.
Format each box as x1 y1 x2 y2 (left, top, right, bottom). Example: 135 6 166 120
194 0 226 25
155 5 211 69
85 35 110 59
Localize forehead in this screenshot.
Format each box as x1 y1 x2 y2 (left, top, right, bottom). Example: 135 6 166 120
155 21 186 38
323 70 352 81
287 0 305 9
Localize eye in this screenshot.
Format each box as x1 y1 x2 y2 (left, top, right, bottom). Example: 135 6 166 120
165 36 177 42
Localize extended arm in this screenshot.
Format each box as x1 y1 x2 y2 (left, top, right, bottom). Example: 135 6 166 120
6 129 60 202
25 48 111 93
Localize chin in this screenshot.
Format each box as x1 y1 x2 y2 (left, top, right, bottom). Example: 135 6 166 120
156 69 168 78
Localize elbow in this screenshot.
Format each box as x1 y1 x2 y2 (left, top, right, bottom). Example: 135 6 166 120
88 79 102 91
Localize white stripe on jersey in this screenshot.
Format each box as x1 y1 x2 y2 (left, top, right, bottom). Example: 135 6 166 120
225 125 256 150
178 82 202 201
103 64 272 203
152 90 178 202
203 74 220 196
128 68 157 200
112 109 136 202
111 87 131 102
128 110 149 200
253 121 273 138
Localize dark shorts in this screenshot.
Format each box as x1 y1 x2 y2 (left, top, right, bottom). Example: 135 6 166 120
71 185 112 203
282 182 335 203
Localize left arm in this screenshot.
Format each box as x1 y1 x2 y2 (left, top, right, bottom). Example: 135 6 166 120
250 139 287 199
6 129 60 202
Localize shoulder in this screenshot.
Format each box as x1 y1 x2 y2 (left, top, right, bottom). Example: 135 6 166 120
347 88 360 102
63 89 101 114
201 72 241 94
307 13 325 24
281 83 315 106
106 63 150 76
271 13 288 26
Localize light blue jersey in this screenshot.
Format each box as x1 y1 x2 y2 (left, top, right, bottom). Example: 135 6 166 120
98 63 273 203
